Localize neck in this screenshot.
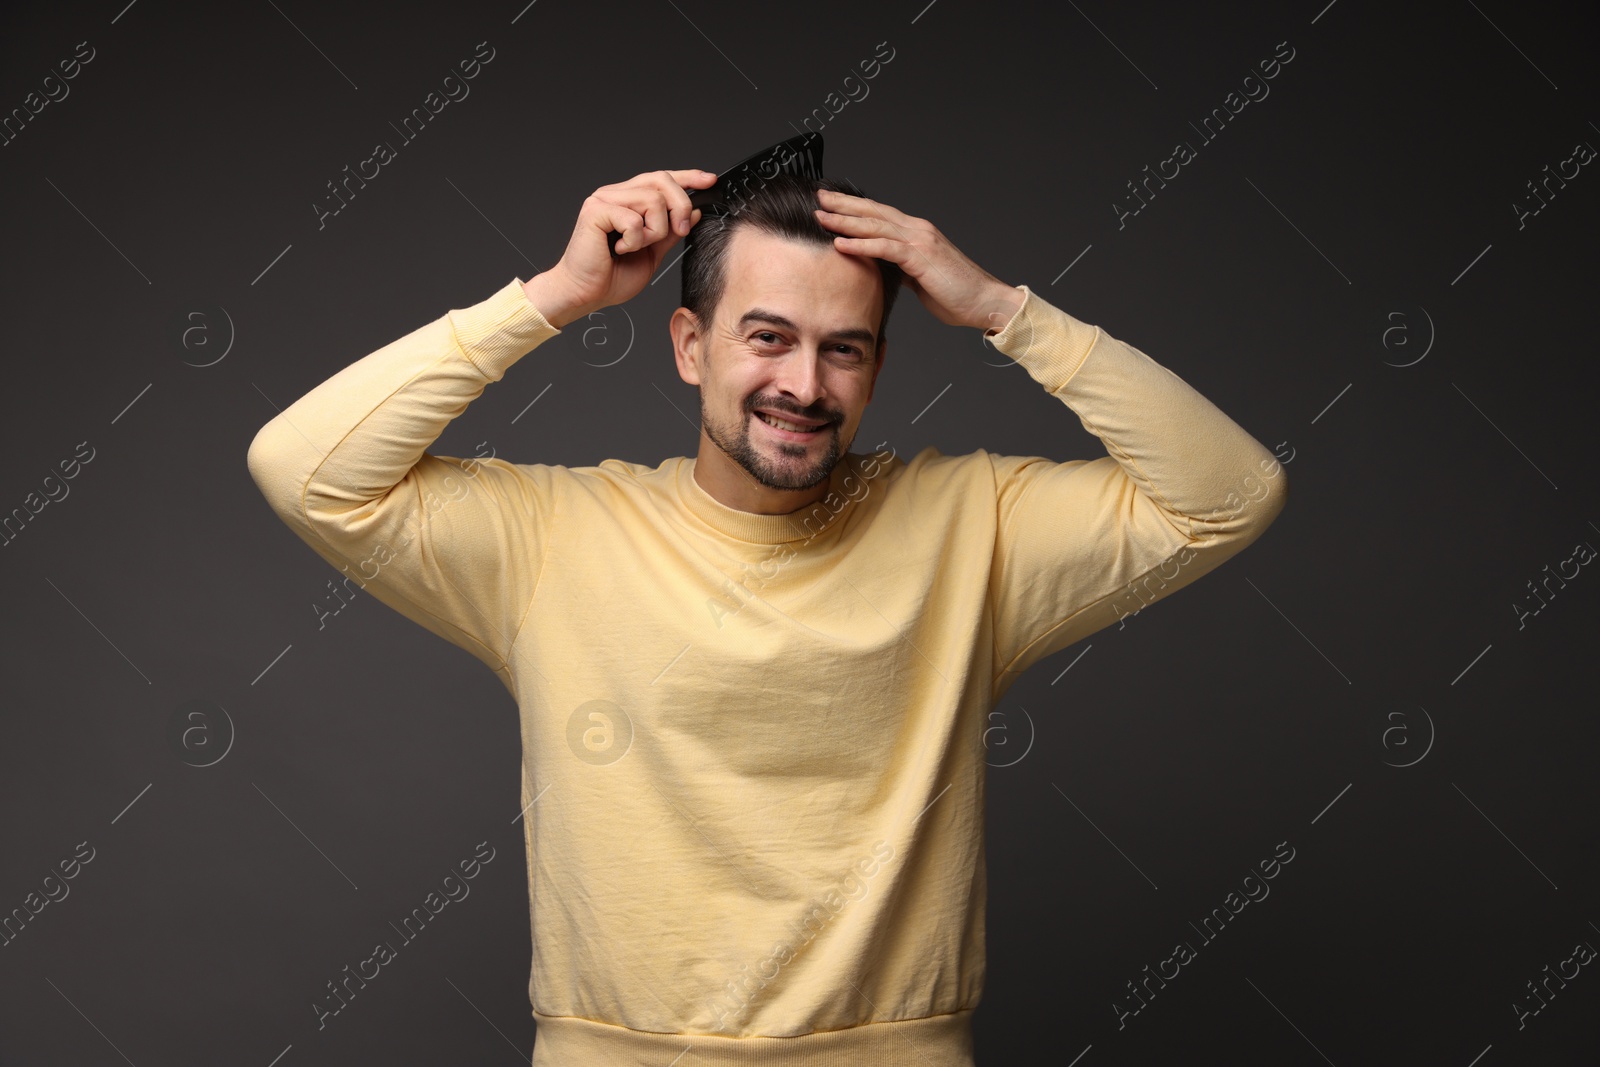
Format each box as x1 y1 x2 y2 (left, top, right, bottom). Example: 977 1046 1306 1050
692 433 835 515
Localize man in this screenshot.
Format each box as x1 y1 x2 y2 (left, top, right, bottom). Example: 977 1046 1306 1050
247 164 1287 1065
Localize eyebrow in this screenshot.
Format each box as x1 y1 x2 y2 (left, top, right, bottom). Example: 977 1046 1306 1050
735 308 877 348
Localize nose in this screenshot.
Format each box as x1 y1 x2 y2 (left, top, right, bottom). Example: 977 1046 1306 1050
771 348 826 412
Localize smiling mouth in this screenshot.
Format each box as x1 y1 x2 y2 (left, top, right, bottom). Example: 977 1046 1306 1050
753 410 828 438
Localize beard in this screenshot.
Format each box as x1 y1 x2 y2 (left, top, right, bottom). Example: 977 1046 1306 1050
700 392 844 492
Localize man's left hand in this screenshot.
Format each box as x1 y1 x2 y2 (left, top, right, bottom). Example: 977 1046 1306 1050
814 188 1024 334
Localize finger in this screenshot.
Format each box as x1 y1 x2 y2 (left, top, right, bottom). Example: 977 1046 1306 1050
645 222 687 270
815 188 914 226
604 204 646 253
665 168 719 188
627 171 697 239
638 197 671 247
813 206 892 236
646 170 700 236
672 199 696 235
827 235 910 264
623 168 714 192
817 208 930 265
816 202 929 257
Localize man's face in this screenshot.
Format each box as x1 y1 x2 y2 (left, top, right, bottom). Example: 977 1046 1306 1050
672 227 886 505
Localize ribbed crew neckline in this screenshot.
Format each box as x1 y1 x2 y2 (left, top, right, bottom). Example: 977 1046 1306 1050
675 453 865 544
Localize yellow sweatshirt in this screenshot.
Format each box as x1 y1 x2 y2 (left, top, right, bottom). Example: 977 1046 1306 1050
247 276 1286 1066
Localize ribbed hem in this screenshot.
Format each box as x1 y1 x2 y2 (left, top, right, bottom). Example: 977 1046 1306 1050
446 277 562 382
988 284 1102 395
531 1008 975 1067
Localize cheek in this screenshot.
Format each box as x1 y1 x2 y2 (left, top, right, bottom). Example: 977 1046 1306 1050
729 372 768 408
837 375 872 415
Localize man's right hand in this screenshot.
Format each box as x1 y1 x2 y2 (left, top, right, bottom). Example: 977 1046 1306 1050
522 168 717 329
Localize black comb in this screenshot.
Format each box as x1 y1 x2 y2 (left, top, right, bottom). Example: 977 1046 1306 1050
606 132 826 258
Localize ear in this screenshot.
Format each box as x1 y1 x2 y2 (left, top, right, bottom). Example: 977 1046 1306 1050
670 307 704 386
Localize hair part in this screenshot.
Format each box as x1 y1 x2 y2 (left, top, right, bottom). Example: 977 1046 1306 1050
681 174 903 360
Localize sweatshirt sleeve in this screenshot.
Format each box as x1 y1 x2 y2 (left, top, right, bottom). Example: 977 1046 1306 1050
985 284 1288 685
246 277 563 679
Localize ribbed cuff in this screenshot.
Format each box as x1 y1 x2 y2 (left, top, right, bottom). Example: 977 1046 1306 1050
447 277 563 382
988 284 1102 395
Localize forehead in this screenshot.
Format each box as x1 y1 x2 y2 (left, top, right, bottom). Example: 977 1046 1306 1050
720 228 883 336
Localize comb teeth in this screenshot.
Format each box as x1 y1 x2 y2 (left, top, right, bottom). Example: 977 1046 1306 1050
689 133 827 218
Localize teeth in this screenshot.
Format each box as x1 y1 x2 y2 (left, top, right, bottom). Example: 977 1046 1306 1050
757 412 816 433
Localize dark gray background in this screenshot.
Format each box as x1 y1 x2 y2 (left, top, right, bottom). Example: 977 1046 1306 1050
2 0 1596 1063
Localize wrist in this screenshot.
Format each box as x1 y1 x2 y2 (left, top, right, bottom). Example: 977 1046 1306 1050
973 282 1024 334
521 270 593 330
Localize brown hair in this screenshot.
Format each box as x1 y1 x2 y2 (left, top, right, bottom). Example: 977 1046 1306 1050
681 173 903 358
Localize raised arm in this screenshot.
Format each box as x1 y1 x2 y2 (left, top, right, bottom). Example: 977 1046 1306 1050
984 288 1287 681
245 281 563 678
811 189 1287 686
245 168 718 681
